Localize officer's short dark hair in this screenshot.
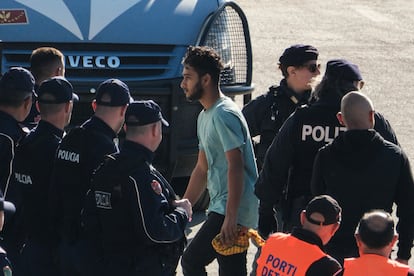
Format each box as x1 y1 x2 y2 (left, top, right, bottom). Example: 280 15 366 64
356 210 395 249
182 46 224 85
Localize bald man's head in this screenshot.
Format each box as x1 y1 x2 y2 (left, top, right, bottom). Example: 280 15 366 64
339 91 375 129
356 210 395 249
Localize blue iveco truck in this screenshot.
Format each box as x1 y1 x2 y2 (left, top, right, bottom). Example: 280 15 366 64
0 0 254 206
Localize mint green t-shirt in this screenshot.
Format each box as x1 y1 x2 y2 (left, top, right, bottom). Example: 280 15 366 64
197 96 258 228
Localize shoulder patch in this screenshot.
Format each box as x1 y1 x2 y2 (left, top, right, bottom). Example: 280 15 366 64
95 191 112 209
151 180 162 195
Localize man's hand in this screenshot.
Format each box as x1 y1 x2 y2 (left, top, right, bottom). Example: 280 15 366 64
173 199 193 222
220 216 238 246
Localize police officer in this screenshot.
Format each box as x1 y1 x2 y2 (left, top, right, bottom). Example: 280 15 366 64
83 100 191 276
243 44 320 238
312 92 414 264
0 67 34 274
255 59 399 233
344 210 414 276
9 77 77 276
256 195 342 276
49 78 131 276
243 44 320 171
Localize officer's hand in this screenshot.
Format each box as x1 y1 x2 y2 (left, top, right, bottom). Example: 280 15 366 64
258 211 278 239
173 199 192 222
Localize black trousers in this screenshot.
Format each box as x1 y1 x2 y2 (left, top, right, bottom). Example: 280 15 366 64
181 212 247 276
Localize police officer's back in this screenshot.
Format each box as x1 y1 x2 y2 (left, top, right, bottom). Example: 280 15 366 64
83 100 191 276
255 59 399 233
49 78 131 276
10 77 77 276
0 67 34 275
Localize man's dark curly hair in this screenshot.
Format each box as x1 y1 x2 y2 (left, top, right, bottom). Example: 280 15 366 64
182 46 224 85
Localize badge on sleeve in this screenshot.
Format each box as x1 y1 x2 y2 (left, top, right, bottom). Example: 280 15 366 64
151 180 162 195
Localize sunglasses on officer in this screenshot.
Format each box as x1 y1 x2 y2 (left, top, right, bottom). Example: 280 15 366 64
301 62 321 73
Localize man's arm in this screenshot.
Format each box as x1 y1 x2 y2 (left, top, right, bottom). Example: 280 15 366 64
221 147 244 245
183 150 208 206
395 152 414 262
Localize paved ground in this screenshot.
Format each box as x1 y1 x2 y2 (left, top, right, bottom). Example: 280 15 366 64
177 0 414 274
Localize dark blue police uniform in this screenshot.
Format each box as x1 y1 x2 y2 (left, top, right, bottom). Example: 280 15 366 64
49 116 119 275
242 79 311 170
0 110 25 275
83 140 188 276
0 67 36 276
50 78 131 276
0 111 27 195
9 120 64 276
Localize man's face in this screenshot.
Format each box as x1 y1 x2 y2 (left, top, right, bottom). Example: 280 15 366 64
181 65 204 102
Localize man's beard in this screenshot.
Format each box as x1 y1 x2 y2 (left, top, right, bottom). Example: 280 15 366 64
186 81 204 102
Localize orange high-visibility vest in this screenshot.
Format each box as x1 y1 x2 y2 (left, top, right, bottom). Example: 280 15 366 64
256 232 327 276
344 254 409 276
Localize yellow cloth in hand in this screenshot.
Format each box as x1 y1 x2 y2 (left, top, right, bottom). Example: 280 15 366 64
212 228 265 256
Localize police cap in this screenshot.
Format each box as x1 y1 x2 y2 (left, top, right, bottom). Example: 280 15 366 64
95 79 133 106
37 76 79 103
125 100 169 127
279 44 319 66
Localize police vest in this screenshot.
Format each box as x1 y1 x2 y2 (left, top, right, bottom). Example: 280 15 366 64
256 232 327 276
344 254 409 276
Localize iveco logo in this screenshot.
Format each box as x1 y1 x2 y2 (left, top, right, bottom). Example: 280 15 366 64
67 56 120 69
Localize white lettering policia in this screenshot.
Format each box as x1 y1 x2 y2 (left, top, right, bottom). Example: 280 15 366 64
57 149 80 163
14 173 33 185
301 125 346 143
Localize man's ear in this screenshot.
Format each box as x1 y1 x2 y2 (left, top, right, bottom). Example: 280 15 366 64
336 112 345 126
286 66 295 77
91 99 97 112
355 233 362 248
65 101 72 113
389 234 398 249
202 73 211 87
120 104 128 116
369 110 375 126
300 210 306 226
23 96 32 110
35 101 40 113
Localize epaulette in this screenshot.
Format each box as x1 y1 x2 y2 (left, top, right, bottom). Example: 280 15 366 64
268 85 280 96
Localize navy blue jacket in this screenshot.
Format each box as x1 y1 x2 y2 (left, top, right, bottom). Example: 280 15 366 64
0 111 26 197
242 79 310 169
312 129 414 261
10 120 64 245
50 116 118 242
82 141 187 270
